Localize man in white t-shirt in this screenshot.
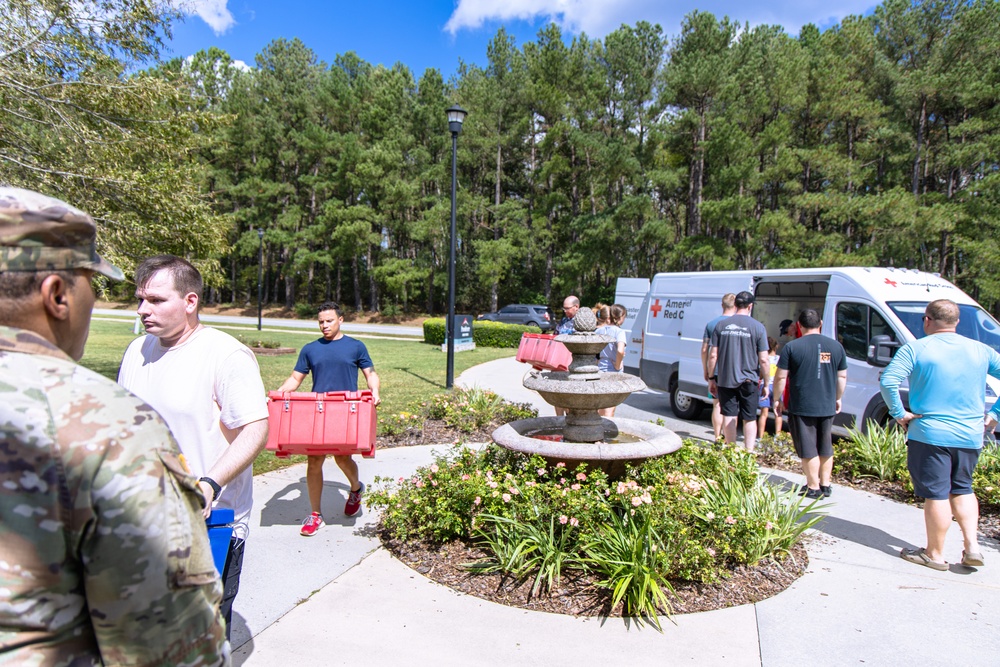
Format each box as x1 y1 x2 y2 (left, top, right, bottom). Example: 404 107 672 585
118 255 269 640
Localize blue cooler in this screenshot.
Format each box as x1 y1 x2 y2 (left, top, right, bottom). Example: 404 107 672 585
205 508 234 575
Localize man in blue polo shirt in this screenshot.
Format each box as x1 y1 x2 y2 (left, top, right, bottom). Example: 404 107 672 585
880 299 1000 571
276 302 381 536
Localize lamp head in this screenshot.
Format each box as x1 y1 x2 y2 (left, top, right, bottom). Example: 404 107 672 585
446 104 467 135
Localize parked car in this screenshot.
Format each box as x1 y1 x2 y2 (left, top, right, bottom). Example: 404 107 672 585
477 304 555 331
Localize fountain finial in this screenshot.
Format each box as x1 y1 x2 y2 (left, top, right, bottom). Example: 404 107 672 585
572 307 597 333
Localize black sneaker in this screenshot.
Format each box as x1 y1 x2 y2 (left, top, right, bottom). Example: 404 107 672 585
803 487 823 500
820 485 832 497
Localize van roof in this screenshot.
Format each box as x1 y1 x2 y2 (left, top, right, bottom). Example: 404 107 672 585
649 267 977 305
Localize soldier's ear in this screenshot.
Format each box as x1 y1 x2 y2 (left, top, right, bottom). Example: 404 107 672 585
40 273 71 321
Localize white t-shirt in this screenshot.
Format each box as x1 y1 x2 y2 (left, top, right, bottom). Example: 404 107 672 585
118 326 268 539
596 324 627 372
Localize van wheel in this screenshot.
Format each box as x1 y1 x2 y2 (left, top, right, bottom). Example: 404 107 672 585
670 385 704 420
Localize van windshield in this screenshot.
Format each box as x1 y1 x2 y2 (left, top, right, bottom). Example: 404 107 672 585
888 302 1000 354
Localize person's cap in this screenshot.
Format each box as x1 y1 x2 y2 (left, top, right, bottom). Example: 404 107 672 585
779 319 793 335
0 186 124 281
734 291 755 307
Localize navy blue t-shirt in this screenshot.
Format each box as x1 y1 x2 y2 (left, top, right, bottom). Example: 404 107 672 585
294 336 373 392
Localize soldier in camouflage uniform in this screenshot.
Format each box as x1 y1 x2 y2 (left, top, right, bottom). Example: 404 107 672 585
0 187 229 665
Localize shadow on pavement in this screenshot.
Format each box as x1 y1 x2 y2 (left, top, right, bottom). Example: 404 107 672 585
814 515 915 557
258 479 361 527
231 611 253 665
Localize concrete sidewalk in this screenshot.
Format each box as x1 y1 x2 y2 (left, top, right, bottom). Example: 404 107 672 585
232 359 1000 665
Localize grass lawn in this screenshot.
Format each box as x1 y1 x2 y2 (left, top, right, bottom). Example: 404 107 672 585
82 316 516 474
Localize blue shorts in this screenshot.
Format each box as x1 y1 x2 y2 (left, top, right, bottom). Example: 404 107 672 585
907 439 980 500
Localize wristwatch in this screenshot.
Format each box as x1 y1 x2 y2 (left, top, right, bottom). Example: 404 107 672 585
199 476 222 503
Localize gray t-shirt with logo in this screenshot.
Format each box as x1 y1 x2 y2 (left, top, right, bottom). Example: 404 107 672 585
710 314 768 388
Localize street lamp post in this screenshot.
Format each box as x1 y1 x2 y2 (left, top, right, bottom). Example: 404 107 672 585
445 104 467 389
257 228 264 331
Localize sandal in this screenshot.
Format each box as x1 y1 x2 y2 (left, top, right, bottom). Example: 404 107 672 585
961 550 985 567
900 547 949 571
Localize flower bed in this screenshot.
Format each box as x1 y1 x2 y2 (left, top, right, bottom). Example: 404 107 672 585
369 440 824 628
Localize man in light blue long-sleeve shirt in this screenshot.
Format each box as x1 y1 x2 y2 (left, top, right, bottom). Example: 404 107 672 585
880 299 1000 571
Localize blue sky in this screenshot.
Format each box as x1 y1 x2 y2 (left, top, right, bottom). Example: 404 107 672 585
168 0 881 77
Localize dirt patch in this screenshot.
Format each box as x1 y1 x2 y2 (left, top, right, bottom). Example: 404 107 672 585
249 347 297 356
382 530 808 618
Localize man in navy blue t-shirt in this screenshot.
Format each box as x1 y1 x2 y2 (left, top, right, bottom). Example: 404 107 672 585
276 302 381 536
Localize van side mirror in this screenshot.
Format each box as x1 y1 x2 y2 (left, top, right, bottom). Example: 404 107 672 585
867 335 900 367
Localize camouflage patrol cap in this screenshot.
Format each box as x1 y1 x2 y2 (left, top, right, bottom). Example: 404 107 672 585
0 186 124 281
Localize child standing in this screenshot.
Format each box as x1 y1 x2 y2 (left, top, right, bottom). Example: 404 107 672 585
758 337 780 435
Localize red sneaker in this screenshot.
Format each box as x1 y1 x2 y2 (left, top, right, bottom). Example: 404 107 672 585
345 482 365 517
300 512 324 536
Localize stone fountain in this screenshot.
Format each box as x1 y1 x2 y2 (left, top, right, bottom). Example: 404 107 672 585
492 308 682 478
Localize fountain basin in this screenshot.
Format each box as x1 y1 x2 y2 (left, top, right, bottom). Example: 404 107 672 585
492 416 683 479
523 371 645 410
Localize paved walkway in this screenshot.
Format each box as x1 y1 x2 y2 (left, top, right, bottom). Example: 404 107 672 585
233 358 1000 665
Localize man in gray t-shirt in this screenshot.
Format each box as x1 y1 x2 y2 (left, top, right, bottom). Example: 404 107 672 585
708 291 769 450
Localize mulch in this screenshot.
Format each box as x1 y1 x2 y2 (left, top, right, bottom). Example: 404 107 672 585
381 530 808 618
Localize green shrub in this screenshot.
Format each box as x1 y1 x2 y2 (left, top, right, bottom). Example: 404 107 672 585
294 302 315 319
378 387 536 437
974 441 1000 509
422 318 538 348
841 420 909 482
583 506 674 629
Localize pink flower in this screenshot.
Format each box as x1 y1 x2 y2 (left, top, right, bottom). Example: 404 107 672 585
705 511 715 520
430 464 439 473
560 478 568 485
474 496 481 505
765 521 774 531
631 496 643 507
707 547 716 557
725 516 736 525
526 481 537 487
487 481 498 489
502 493 512 502
556 462 566 468
461 474 470 481
569 517 579 527
559 515 569 524
571 484 581 490
414 480 424 488
537 468 547 476
397 477 404 483
492 491 499 497
431 481 437 487
576 472 587 481
509 487 520 495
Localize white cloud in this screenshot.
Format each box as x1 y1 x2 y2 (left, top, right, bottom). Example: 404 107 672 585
175 0 235 35
444 0 878 39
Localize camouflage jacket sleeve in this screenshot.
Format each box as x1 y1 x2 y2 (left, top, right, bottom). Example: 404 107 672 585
0 334 229 666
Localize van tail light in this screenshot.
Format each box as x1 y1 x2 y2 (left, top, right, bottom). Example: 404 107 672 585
544 312 550 321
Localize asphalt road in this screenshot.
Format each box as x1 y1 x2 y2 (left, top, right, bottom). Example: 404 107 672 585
92 308 424 338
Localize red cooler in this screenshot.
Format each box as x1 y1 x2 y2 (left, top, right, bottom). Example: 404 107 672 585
266 390 377 459
515 333 571 371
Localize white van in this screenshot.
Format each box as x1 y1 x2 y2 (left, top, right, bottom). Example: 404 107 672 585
626 267 1000 435
613 277 650 374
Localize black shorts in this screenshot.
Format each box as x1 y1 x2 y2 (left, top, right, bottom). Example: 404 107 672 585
718 383 758 422
907 439 980 500
788 414 834 458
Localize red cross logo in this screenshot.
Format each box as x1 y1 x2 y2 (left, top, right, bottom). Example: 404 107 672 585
884 278 897 287
650 299 662 318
